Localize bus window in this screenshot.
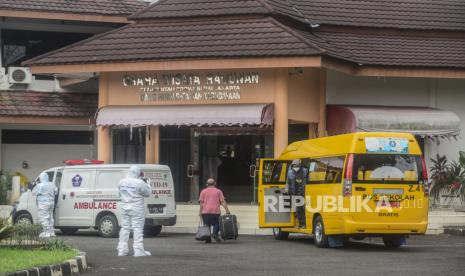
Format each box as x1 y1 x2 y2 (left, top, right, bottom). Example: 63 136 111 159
262 161 289 184
352 154 423 184
326 157 344 183
308 160 327 183
307 157 344 184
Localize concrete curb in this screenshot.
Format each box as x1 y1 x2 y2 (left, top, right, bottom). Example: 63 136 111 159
2 252 88 276
443 226 465 236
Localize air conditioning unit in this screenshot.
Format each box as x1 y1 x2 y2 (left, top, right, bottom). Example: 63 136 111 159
8 67 32 84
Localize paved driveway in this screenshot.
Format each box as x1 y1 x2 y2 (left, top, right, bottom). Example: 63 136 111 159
64 232 465 276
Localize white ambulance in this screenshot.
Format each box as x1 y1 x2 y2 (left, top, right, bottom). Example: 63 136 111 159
12 162 177 238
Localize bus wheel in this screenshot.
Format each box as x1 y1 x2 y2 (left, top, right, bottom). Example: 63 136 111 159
98 214 119 238
144 225 162 237
272 228 289 240
313 216 329 248
383 236 404 248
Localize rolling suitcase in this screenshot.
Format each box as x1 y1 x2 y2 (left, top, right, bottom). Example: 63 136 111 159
219 213 238 240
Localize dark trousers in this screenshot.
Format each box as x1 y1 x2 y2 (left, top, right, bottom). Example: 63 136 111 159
293 190 306 226
202 214 220 237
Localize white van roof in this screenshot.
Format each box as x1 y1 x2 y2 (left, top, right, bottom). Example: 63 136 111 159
47 164 170 171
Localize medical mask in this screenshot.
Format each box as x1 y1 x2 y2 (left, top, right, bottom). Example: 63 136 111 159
293 167 300 172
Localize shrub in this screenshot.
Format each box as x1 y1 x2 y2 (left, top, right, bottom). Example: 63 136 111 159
0 174 11 205
0 218 15 243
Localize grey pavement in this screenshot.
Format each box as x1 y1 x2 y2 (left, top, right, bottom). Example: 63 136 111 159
63 232 465 276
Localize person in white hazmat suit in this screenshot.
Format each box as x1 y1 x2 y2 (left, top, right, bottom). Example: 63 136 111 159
117 165 152 257
32 173 58 238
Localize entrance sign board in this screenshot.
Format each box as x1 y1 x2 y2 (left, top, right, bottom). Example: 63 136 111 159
122 72 260 102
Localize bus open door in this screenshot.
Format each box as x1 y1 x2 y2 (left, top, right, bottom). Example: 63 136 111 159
258 159 295 233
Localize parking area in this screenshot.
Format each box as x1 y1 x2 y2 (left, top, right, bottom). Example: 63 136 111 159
64 232 465 276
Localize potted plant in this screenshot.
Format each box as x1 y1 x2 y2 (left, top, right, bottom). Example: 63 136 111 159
430 152 465 207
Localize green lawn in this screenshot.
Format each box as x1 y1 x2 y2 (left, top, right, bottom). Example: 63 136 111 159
0 248 78 273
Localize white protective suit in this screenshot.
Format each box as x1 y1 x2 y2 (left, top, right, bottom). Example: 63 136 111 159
32 173 58 238
117 165 152 257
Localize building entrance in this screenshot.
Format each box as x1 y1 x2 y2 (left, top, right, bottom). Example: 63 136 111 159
189 128 273 203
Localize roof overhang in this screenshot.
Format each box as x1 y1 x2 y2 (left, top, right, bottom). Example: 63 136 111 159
28 56 322 74
96 104 274 127
0 116 91 125
327 105 461 138
0 9 130 24
321 57 465 79
28 55 465 79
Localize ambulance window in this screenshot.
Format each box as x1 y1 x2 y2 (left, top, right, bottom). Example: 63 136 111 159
46 171 54 182
262 161 289 184
54 171 62 187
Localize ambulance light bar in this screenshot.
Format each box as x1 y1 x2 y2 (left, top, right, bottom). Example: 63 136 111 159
64 159 104 165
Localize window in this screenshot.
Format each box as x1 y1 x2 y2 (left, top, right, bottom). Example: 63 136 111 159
55 171 63 188
307 157 344 184
47 172 54 183
112 127 146 164
352 154 423 184
1 29 91 67
262 161 289 184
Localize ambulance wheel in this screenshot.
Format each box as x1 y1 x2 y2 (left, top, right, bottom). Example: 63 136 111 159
98 214 119 238
14 213 33 225
272 228 289 240
313 216 329 248
59 227 78 235
144 225 162 237
383 236 404 248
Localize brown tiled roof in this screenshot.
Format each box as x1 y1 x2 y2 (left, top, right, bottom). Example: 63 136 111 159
129 0 305 22
0 91 97 117
303 29 465 68
129 0 465 31
291 0 465 31
22 1 465 70
24 17 323 66
0 0 147 16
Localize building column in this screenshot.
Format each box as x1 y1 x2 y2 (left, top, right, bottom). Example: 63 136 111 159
145 126 160 164
97 72 111 163
98 127 111 163
318 69 327 137
274 69 289 158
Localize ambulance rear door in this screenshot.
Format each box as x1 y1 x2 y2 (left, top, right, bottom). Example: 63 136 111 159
55 169 96 227
258 159 294 228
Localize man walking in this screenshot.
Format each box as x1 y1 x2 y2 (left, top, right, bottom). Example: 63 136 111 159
199 178 230 243
117 165 152 257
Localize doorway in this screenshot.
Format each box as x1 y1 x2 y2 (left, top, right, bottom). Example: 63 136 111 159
192 128 273 203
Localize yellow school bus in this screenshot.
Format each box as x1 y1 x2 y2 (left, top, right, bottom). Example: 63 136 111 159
258 132 429 248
